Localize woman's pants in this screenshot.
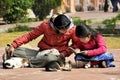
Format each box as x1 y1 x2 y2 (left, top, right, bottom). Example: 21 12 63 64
13 47 64 68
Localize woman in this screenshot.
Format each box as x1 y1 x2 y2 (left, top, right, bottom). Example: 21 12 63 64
3 14 78 68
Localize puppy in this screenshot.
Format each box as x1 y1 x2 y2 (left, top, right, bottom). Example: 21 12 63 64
3 57 29 69
45 60 72 71
62 60 72 71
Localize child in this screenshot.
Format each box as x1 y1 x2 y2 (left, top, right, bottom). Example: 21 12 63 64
74 24 115 68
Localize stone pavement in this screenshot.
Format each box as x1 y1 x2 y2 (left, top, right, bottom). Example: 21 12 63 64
0 47 120 80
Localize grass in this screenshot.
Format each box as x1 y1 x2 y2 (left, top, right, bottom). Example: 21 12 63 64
105 36 120 49
0 31 43 48
0 31 120 49
0 32 27 46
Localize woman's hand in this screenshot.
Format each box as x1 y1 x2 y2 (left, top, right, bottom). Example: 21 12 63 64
6 44 14 58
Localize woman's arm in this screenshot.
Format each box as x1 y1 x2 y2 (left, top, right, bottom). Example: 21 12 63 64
11 21 47 48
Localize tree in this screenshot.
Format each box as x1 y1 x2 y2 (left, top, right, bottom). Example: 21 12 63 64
32 0 62 20
0 0 13 17
2 0 34 23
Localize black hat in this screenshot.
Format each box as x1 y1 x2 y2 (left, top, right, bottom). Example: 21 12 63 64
53 14 71 30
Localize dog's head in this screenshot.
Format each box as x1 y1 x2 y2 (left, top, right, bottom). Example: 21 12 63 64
22 58 29 67
62 60 72 71
3 57 29 69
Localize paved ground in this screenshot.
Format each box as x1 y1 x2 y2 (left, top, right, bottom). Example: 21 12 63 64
0 11 120 80
0 47 120 80
67 11 117 22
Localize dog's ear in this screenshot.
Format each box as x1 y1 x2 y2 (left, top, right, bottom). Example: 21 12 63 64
68 60 72 64
22 58 29 67
2 62 8 69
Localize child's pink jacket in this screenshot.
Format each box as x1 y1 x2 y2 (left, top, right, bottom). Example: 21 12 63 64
75 34 107 57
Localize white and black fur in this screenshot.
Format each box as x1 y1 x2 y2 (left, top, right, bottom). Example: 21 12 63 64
2 44 29 69
3 57 29 69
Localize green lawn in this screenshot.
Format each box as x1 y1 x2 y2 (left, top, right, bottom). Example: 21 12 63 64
105 36 120 48
0 31 120 49
0 31 43 48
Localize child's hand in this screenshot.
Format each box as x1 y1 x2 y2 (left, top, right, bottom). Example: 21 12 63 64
81 51 88 56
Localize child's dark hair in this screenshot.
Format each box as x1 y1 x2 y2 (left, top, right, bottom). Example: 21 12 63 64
76 24 99 40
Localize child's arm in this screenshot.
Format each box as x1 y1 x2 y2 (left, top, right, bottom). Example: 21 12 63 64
87 34 107 57
68 47 85 55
